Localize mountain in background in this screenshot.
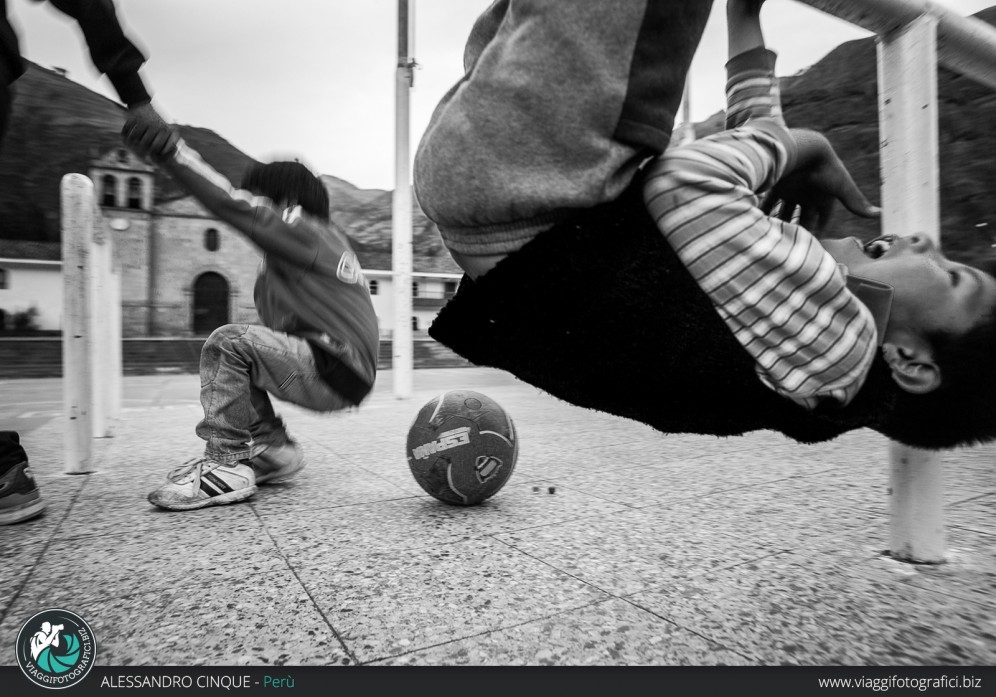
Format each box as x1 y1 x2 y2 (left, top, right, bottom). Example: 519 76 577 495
3 6 996 267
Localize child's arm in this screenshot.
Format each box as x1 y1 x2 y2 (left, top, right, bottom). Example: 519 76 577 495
165 143 323 269
643 122 878 408
725 0 782 130
121 118 322 269
728 0 766 60
724 0 878 232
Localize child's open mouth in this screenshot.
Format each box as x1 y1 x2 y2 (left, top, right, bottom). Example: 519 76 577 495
862 234 898 259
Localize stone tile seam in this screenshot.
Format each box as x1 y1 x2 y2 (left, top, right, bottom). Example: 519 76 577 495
482 531 792 611
948 523 996 538
609 548 840 663
354 597 647 666
0 472 92 627
614 594 759 665
645 547 996 620
618 547 797 603
487 533 647 601
947 492 996 507
842 563 996 624
0 567 302 631
247 502 360 666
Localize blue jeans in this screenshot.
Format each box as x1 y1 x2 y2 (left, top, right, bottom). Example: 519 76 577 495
196 324 352 462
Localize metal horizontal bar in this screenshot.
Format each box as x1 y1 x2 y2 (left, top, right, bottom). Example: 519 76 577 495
797 0 996 90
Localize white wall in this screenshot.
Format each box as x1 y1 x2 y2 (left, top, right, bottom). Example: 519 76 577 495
366 272 394 336
0 261 63 330
0 261 461 336
365 271 461 338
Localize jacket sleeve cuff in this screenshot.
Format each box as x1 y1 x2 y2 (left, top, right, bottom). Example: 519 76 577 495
725 46 777 81
109 71 151 107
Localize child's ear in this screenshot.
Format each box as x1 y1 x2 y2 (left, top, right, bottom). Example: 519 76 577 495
882 341 941 394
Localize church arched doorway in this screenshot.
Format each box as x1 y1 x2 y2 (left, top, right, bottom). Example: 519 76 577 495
192 272 229 335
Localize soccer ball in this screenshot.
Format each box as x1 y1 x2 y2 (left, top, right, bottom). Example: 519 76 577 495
406 390 518 505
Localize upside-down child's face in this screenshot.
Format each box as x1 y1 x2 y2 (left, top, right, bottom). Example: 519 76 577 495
822 234 996 345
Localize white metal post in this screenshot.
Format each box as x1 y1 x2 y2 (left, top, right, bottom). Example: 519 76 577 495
61 174 94 473
392 0 415 398
877 15 946 562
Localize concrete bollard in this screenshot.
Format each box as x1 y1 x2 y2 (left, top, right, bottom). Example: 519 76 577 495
62 174 95 473
61 174 123 474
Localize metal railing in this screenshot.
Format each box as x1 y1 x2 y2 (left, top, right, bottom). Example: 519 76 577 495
800 0 996 90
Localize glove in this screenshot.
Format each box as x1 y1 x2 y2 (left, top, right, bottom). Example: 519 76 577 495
122 102 179 162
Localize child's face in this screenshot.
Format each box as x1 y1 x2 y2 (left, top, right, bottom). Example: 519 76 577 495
822 234 996 343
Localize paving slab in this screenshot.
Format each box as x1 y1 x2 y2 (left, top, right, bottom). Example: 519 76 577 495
375 597 753 666
948 494 996 536
0 570 351 667
800 521 996 610
289 537 613 663
493 505 786 596
1 368 994 668
629 551 996 666
5 519 285 608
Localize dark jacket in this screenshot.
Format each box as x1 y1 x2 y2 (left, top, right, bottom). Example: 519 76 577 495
0 0 148 105
164 142 380 406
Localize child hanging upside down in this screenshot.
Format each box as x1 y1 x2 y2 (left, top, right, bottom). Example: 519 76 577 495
417 0 996 449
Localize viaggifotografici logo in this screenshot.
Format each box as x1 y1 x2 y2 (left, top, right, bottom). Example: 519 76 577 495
16 608 96 689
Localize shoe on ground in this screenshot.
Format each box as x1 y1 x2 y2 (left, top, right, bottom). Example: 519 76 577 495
252 440 305 484
148 457 256 511
0 460 45 524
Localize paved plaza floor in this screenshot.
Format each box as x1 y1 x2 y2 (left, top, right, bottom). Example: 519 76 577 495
1 368 994 667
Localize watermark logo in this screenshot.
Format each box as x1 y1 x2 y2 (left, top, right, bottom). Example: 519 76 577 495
16 609 96 689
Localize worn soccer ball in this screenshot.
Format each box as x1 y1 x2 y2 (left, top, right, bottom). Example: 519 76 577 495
406 390 518 505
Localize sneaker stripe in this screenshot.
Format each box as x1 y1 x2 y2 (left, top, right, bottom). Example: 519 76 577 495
202 471 234 494
199 478 223 497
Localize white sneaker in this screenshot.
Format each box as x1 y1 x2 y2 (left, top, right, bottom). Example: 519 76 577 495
252 441 305 484
148 458 257 511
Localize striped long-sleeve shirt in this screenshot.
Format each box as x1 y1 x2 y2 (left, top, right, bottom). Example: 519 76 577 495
642 49 877 409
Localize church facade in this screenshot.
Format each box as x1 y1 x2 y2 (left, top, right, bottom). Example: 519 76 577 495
89 146 261 337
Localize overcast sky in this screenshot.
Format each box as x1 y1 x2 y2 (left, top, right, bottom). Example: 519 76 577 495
8 0 996 190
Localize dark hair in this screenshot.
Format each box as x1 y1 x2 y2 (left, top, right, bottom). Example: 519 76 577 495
240 161 330 222
878 257 996 449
